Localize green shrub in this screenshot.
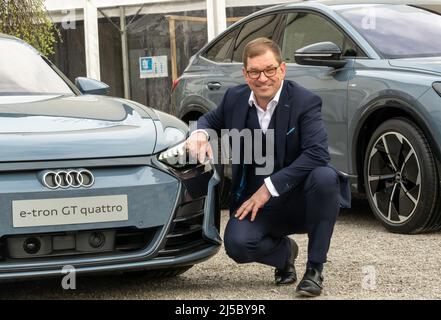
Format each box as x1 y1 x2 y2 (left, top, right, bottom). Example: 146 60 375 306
0 0 59 56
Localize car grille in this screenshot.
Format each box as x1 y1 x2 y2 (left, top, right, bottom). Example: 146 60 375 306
157 197 210 258
114 227 157 252
0 227 158 260
0 241 5 261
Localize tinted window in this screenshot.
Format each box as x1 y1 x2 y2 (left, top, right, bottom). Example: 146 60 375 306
338 4 441 58
232 14 284 62
0 39 73 95
281 12 359 63
203 28 239 62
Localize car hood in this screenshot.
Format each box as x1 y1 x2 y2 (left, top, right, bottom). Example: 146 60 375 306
0 95 158 162
389 57 441 75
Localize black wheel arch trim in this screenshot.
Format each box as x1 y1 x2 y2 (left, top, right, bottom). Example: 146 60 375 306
351 96 441 187
178 96 214 121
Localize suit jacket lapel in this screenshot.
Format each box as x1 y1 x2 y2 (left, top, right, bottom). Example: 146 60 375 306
231 90 250 132
231 90 250 194
275 81 292 169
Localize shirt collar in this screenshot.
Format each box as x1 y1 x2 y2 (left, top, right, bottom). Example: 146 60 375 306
248 80 284 111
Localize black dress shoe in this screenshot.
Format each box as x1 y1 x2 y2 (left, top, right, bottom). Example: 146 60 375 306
274 238 298 285
296 267 324 297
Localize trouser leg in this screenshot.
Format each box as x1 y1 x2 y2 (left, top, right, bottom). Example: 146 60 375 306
302 166 340 264
224 166 341 268
223 211 292 269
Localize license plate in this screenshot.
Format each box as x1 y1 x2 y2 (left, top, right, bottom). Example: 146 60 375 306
12 195 128 228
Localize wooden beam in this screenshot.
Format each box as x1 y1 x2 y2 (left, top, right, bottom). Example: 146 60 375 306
165 15 207 23
227 17 244 23
167 17 178 82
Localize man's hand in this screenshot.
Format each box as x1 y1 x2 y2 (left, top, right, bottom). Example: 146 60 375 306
235 184 272 222
185 131 213 164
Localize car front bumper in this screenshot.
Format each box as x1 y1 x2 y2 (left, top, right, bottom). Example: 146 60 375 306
0 156 221 280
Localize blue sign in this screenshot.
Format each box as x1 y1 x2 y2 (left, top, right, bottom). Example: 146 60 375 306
140 57 153 72
139 56 168 79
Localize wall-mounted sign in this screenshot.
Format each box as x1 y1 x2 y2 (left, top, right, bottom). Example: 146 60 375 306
139 56 168 79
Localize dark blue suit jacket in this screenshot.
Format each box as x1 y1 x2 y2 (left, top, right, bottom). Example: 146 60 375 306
197 80 351 209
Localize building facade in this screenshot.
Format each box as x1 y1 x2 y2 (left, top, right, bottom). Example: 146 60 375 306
45 0 299 114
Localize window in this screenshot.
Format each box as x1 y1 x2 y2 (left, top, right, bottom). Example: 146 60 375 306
232 14 285 63
338 4 441 58
0 39 73 95
203 28 239 62
281 12 359 63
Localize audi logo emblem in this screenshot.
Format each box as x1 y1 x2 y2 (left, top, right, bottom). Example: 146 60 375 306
40 169 95 189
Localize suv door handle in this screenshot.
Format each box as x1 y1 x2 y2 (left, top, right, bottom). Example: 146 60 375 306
207 82 222 90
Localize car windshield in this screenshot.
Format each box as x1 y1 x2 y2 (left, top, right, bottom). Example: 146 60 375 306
0 38 73 96
337 4 441 58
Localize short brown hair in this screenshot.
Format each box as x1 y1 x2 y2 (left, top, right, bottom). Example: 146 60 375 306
242 37 282 69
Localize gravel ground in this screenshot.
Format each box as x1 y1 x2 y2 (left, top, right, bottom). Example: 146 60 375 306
1 195 441 300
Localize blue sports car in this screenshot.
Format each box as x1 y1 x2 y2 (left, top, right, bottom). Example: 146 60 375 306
0 33 221 280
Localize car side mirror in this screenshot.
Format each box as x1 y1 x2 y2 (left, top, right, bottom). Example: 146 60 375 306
294 41 347 69
75 77 110 95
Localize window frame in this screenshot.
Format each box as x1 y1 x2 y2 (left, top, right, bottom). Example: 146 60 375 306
200 7 370 65
201 26 240 63
279 9 368 60
231 12 286 63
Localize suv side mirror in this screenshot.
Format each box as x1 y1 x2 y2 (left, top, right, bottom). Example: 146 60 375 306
294 42 347 69
75 77 110 95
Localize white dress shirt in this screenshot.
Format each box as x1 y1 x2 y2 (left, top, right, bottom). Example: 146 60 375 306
248 81 284 197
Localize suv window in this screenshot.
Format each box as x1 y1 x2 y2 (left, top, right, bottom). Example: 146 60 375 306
338 4 441 58
203 28 239 62
281 12 360 63
232 14 285 63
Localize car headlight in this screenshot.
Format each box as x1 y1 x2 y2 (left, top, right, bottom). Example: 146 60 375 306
158 141 213 173
433 82 441 97
158 141 188 167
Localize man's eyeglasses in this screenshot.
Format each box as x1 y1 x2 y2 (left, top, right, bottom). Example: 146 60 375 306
246 66 279 79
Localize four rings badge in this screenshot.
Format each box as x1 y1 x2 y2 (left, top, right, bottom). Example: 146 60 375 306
40 169 95 189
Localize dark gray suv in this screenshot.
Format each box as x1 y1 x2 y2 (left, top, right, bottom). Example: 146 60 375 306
172 2 441 234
